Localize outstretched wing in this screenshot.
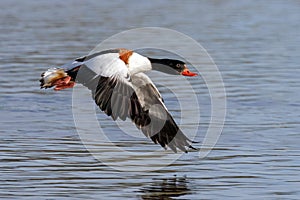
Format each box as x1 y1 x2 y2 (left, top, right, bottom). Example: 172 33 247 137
92 72 196 153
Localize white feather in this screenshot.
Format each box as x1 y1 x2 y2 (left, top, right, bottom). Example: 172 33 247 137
84 53 128 78
127 53 151 75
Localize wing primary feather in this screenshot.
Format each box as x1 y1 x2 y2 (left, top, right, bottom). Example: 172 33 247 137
91 73 197 153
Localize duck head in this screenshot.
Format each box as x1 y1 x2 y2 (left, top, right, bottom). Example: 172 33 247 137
148 58 198 76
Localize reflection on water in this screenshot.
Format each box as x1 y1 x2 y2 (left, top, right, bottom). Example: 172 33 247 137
139 176 191 199
1 0 300 199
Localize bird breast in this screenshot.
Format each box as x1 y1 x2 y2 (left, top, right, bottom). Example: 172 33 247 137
127 53 152 75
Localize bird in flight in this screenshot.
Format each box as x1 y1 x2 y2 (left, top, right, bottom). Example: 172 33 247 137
40 48 198 153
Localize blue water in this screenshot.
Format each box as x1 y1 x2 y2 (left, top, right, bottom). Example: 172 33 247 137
1 0 300 199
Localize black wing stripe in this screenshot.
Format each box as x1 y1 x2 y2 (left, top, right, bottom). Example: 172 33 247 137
74 55 87 62
73 49 121 63
85 49 120 61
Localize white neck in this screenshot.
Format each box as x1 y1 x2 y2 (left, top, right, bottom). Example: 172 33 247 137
127 53 152 75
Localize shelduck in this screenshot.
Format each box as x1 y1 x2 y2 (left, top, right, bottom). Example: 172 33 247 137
40 48 198 153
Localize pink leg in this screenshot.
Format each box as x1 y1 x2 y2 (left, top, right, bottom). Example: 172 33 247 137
52 76 76 91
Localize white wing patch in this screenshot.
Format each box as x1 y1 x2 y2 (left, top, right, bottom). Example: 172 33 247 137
84 53 128 78
127 53 151 75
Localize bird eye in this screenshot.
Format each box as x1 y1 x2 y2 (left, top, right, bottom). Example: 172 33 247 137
176 63 181 68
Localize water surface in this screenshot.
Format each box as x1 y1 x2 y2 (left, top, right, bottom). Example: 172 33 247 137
1 0 300 199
